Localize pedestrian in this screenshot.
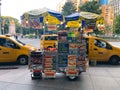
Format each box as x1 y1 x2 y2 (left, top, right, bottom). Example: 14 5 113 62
15 35 18 39
14 35 18 39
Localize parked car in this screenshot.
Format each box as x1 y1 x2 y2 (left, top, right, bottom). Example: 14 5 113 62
86 36 120 65
40 34 58 50
0 34 38 65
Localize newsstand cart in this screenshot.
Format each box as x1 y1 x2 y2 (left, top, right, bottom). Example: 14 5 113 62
28 29 89 80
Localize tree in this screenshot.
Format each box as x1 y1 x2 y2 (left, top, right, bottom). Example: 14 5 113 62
62 2 76 16
94 28 104 35
1 16 21 34
105 24 113 36
114 15 120 34
79 1 101 14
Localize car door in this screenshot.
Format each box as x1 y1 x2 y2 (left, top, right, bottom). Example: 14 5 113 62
92 39 112 61
0 38 16 62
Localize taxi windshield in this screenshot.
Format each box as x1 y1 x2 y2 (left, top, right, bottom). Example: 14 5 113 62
45 36 57 40
10 37 26 46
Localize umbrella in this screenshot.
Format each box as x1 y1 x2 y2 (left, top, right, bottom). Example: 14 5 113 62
21 8 64 28
65 11 104 29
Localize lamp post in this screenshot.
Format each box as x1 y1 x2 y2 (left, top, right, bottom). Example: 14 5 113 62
0 0 1 35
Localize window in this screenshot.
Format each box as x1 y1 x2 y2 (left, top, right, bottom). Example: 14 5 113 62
45 36 57 40
5 39 20 49
94 39 112 50
94 39 106 48
5 39 14 48
0 38 6 46
11 37 25 46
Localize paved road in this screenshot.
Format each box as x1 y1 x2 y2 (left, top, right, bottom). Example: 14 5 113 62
18 38 120 48
0 38 120 90
19 38 40 48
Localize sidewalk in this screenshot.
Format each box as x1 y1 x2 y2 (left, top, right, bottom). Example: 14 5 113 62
0 65 120 90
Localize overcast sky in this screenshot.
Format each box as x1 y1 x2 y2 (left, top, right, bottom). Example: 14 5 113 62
1 0 65 21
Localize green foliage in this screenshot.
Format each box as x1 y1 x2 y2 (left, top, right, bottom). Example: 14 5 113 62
114 15 120 34
25 34 36 38
21 27 43 37
1 16 21 34
62 2 76 16
57 25 64 31
94 28 104 35
79 1 101 14
105 24 113 34
2 16 20 26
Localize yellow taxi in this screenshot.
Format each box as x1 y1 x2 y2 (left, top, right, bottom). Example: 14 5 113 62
0 34 38 65
40 34 58 50
86 36 120 65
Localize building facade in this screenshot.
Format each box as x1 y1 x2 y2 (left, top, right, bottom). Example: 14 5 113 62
99 0 114 26
109 0 120 16
100 5 114 35
101 5 114 25
99 0 114 35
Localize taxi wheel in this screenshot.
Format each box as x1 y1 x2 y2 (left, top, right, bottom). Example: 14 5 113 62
18 56 28 65
47 46 52 49
109 56 119 65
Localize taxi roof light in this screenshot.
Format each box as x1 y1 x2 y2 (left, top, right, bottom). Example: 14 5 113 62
5 34 13 37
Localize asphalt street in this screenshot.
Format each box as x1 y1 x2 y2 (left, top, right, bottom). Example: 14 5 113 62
18 38 120 49
0 38 120 90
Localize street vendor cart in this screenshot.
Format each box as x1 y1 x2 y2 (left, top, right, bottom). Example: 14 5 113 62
28 29 89 80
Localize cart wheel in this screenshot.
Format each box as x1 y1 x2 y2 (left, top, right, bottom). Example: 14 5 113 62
79 72 82 75
31 72 42 80
67 76 78 80
38 72 42 79
31 74 35 80
31 76 35 80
